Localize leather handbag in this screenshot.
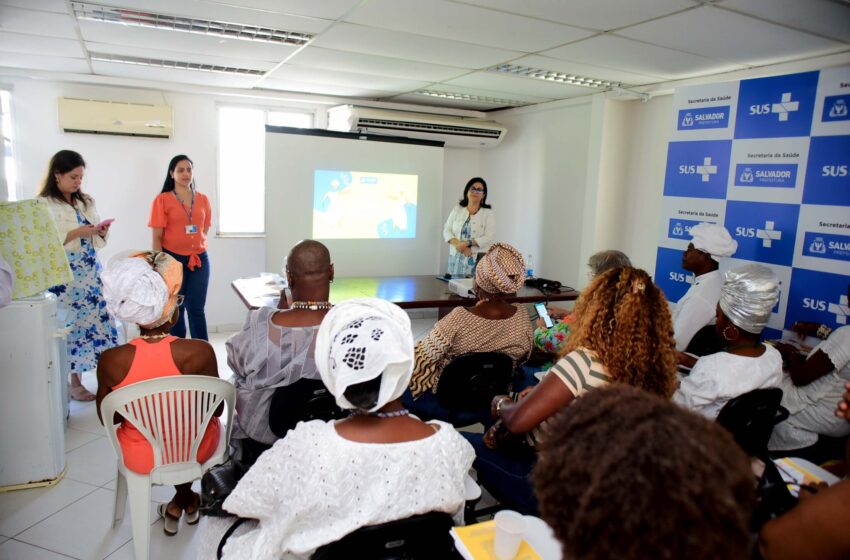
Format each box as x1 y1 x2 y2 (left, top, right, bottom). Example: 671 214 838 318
200 458 247 517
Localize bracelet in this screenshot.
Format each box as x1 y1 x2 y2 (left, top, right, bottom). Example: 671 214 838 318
817 324 833 340
495 396 510 418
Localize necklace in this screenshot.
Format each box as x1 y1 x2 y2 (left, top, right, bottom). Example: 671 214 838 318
137 332 169 340
290 301 332 310
352 408 410 418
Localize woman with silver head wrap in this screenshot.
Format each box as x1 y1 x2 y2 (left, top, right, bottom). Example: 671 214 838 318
97 251 222 536
200 298 474 560
674 264 783 419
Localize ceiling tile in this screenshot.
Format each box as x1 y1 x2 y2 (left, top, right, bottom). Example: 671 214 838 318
618 5 846 66
268 64 431 93
90 60 260 88
85 0 333 34
85 42 278 72
0 5 77 39
345 0 593 52
511 54 662 86
0 52 90 73
287 46 470 82
78 20 299 63
0 32 84 58
457 0 694 31
446 72 594 99
311 22 524 68
259 78 395 98
544 34 746 79
202 0 366 20
719 0 850 43
1 0 67 13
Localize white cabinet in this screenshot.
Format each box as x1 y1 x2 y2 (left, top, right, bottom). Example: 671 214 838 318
0 293 66 489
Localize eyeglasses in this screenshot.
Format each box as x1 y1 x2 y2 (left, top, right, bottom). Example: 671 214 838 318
175 295 185 306
469 187 485 193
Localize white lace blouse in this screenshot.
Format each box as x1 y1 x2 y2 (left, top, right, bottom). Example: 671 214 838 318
217 419 475 560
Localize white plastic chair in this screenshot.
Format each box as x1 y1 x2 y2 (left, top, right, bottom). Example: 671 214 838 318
101 375 235 560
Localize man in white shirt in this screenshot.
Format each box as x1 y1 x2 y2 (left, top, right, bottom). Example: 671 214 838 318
673 224 737 366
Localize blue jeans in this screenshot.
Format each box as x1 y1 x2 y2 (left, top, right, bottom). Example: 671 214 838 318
165 250 209 341
462 432 539 515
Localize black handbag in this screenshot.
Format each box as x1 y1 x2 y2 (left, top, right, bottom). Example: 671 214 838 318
200 458 247 517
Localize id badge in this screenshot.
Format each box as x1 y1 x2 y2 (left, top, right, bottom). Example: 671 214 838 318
185 224 198 234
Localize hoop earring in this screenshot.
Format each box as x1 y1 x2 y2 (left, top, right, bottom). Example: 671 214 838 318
722 325 738 342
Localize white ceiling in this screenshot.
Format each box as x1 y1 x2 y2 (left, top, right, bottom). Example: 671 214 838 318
0 0 848 110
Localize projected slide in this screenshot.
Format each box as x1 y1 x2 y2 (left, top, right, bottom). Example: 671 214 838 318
313 170 418 239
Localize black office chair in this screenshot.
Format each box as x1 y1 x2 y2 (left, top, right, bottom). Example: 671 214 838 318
269 378 346 438
716 387 789 457
435 352 515 427
311 511 461 560
716 387 796 532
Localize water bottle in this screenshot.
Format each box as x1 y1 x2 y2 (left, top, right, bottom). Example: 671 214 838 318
525 254 534 279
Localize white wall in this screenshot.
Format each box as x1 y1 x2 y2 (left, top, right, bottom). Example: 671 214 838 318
3 74 481 329
479 100 593 290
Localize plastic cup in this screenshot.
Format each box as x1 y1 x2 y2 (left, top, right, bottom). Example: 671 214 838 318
494 510 526 560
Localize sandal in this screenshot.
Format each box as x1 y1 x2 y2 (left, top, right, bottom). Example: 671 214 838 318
69 385 96 402
158 503 181 536
185 493 201 525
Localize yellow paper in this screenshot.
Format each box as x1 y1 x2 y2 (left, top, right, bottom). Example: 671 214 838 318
451 520 542 560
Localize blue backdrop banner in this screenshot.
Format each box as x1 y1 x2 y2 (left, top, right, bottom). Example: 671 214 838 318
657 67 850 334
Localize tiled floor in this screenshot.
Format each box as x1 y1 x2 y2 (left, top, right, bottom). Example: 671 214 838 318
0 318 438 560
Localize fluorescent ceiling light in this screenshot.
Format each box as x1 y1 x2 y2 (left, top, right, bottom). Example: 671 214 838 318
414 90 527 106
90 53 266 75
72 1 314 46
488 63 624 89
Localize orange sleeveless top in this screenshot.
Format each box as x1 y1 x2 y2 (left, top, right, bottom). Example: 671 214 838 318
114 336 221 474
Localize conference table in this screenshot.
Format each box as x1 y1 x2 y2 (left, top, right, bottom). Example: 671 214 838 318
232 274 579 311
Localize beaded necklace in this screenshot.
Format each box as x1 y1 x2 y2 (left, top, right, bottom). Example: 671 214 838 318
137 332 170 340
351 408 410 418
290 301 333 310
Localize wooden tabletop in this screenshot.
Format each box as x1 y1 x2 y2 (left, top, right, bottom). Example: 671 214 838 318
232 275 579 310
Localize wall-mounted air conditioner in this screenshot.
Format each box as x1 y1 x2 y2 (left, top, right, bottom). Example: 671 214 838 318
327 105 507 148
58 97 173 138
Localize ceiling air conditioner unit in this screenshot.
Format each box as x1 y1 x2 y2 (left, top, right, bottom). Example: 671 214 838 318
58 97 173 138
327 105 506 148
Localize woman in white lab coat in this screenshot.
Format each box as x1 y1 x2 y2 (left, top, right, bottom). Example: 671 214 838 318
443 177 495 277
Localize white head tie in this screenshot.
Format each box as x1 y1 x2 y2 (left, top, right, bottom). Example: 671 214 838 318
102 257 168 327
690 223 738 260
315 298 414 412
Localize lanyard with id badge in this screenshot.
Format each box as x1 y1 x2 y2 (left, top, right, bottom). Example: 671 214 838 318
174 190 198 235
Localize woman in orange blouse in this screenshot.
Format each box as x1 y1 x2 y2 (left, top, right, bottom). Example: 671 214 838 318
149 155 212 340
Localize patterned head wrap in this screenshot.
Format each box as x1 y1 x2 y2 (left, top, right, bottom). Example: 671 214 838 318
315 298 414 412
102 251 182 329
719 264 780 334
474 242 526 295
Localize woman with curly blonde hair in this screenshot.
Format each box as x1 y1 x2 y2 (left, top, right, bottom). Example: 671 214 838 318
463 267 678 514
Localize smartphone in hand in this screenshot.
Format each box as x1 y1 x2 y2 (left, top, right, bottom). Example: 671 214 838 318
534 302 554 328
96 218 115 228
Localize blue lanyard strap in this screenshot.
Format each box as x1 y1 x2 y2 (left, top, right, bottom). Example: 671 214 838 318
173 188 195 223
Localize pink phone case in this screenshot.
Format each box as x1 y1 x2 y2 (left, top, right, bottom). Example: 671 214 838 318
98 218 115 228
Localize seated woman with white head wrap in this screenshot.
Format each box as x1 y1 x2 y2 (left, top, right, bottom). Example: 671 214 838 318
405 242 533 421
200 298 474 560
96 251 221 536
673 263 783 418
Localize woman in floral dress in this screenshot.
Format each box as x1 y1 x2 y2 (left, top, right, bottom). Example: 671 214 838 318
40 150 117 401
